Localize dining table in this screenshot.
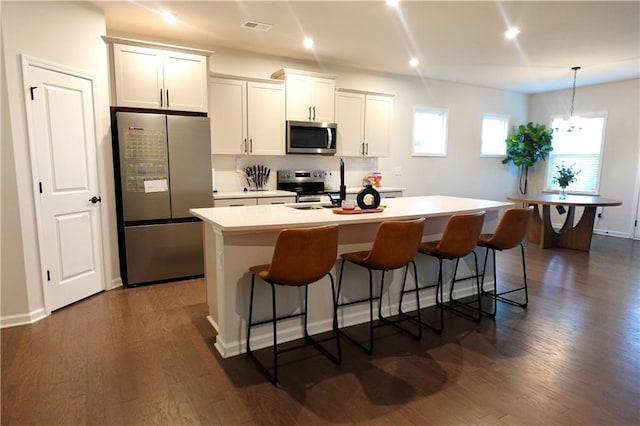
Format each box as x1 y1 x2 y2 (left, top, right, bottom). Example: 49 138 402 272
507 193 622 251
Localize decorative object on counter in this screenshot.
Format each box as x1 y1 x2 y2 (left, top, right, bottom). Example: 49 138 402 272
502 122 553 195
332 206 384 214
366 172 382 187
552 162 580 199
341 199 356 210
356 185 381 209
243 164 270 190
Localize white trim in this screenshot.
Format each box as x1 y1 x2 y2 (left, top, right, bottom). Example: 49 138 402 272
20 55 107 315
593 229 631 239
101 35 214 56
1 308 47 329
109 278 124 290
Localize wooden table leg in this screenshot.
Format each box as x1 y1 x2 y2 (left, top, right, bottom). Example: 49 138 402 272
526 203 597 251
527 204 543 246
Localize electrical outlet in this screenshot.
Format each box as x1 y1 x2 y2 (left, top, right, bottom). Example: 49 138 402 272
394 167 402 176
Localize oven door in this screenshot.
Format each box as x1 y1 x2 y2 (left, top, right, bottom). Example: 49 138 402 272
287 121 337 155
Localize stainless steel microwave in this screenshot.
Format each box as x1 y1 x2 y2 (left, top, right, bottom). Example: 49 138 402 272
286 121 337 155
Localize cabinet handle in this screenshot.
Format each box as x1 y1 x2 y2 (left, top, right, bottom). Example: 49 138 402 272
313 106 316 121
361 142 365 156
160 89 163 107
249 138 253 153
166 90 169 108
308 106 312 121
243 138 247 153
365 143 369 155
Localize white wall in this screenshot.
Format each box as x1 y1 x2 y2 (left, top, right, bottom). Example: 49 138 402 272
206 48 528 200
528 79 640 237
1 1 116 325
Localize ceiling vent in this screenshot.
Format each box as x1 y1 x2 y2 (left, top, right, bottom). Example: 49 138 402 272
242 21 273 32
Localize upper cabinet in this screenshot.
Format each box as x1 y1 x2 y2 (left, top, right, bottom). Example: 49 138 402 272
336 89 393 157
112 43 209 112
272 69 336 122
209 76 285 155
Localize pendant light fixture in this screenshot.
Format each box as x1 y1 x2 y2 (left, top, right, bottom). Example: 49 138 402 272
553 66 585 133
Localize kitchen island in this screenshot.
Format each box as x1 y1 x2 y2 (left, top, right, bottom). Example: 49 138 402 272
191 196 513 358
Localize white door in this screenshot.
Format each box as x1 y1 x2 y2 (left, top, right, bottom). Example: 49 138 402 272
336 91 365 156
163 51 208 112
25 62 105 312
247 81 285 155
364 94 393 157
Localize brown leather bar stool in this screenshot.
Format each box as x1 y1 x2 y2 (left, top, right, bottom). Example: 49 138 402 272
336 218 425 355
478 207 534 316
405 211 486 334
247 224 341 385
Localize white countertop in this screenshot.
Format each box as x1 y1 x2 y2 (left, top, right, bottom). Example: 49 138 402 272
213 190 297 199
212 187 402 199
191 195 513 233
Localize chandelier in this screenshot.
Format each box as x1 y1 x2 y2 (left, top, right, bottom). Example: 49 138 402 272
553 66 585 133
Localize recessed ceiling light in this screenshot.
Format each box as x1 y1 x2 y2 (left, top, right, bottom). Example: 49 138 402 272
409 58 419 67
505 27 520 40
161 11 176 24
303 37 314 49
386 0 400 7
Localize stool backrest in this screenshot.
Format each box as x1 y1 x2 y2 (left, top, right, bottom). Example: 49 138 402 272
364 218 426 270
266 225 339 286
434 211 486 258
484 207 533 250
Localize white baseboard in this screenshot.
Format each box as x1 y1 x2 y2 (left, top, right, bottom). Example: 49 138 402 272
593 229 630 238
108 277 123 290
1 308 47 329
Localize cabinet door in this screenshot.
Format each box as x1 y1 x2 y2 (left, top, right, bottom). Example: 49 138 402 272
336 92 365 156
214 198 258 207
113 44 163 109
247 81 285 155
163 52 208 112
285 74 312 121
209 78 247 155
364 95 393 157
311 78 336 122
257 196 296 205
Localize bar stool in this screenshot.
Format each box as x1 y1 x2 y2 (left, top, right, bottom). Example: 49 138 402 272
246 224 341 385
405 211 486 334
336 218 425 355
478 207 534 316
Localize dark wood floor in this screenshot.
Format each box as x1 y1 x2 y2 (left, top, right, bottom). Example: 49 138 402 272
2 234 639 425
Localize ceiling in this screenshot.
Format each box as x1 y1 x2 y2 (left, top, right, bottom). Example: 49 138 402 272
92 1 640 94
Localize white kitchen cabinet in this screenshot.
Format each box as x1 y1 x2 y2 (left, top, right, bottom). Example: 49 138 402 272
113 43 208 112
272 69 336 122
345 189 403 201
336 89 393 157
213 198 258 207
257 196 296 205
209 77 285 155
214 195 295 207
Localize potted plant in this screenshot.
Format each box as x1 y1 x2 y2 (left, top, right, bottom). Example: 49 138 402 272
502 122 554 195
552 162 580 199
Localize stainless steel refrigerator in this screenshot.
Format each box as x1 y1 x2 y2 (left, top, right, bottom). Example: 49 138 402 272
112 110 212 286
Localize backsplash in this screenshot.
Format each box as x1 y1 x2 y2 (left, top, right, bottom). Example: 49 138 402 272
211 155 378 192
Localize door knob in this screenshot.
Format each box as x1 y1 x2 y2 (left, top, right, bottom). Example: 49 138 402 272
89 196 102 204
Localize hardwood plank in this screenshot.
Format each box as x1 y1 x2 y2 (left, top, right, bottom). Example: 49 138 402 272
2 239 639 425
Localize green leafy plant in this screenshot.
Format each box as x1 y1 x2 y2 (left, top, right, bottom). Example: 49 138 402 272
502 122 554 194
552 162 580 188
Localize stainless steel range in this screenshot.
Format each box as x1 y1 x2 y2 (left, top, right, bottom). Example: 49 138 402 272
277 170 331 203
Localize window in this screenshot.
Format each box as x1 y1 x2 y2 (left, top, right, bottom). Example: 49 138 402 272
546 112 607 194
412 106 448 156
481 113 509 156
